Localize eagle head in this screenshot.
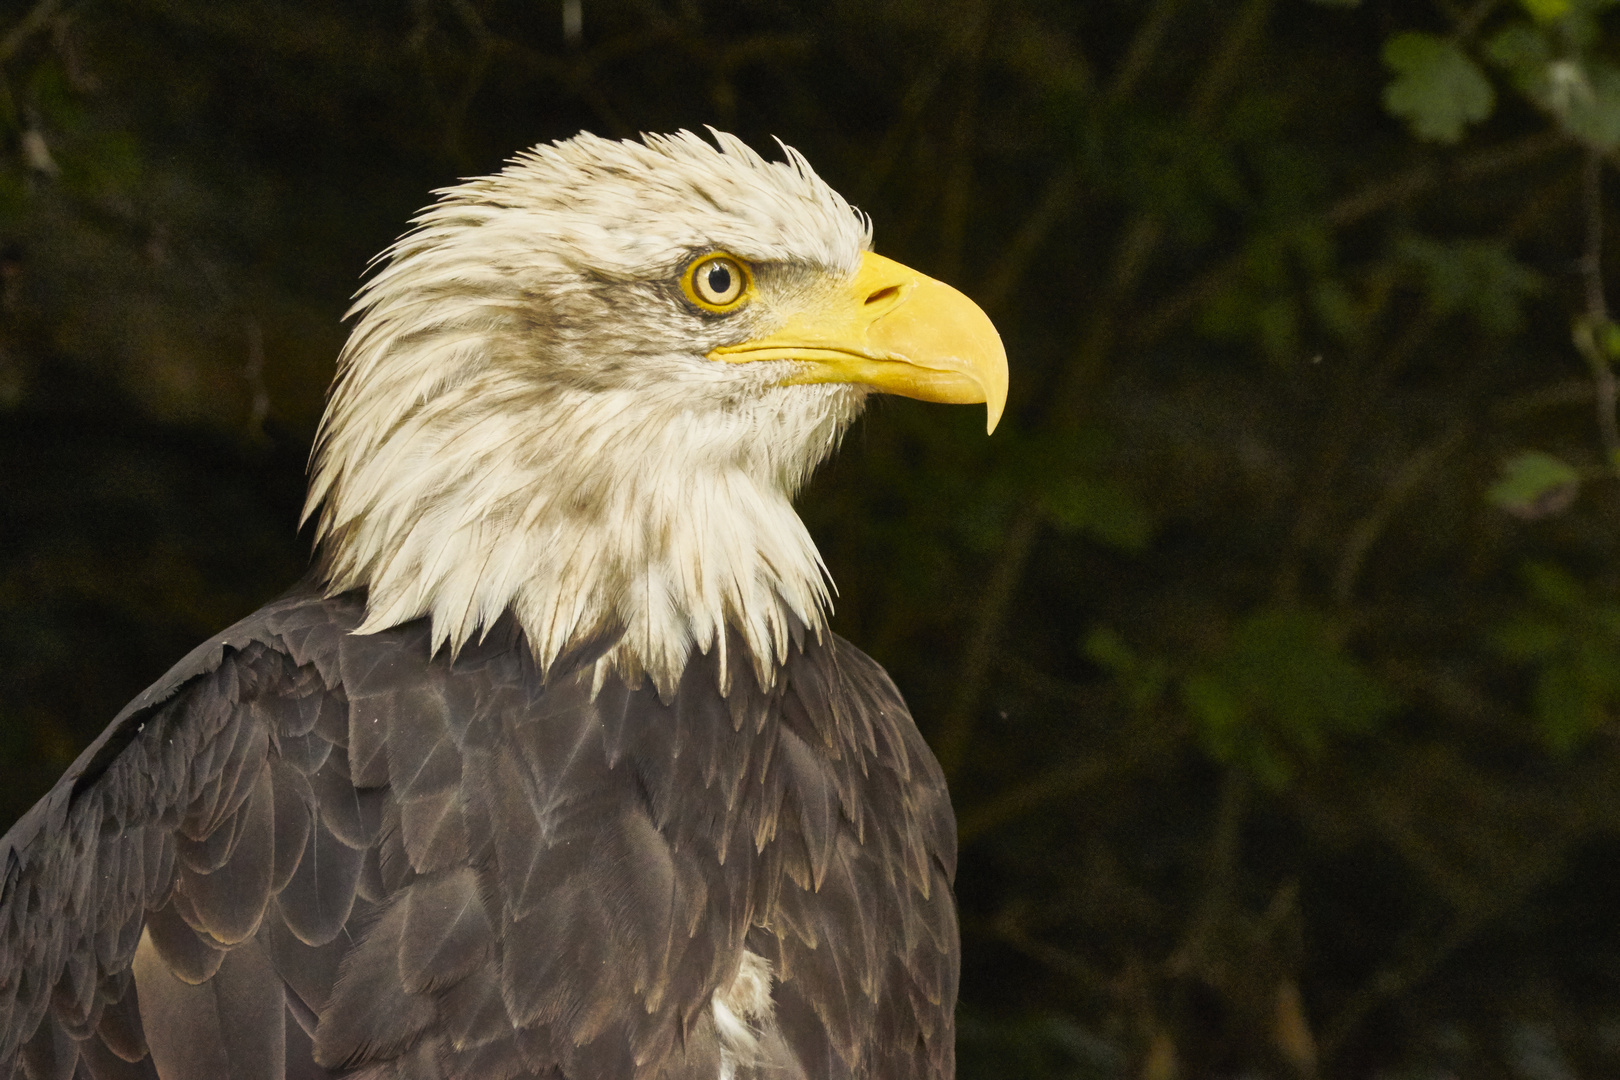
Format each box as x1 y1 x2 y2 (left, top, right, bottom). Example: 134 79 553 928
304 130 1007 695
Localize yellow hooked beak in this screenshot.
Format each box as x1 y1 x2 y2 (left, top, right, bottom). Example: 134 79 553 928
707 252 1009 434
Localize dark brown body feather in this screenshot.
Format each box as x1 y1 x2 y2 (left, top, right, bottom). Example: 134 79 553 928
0 586 958 1080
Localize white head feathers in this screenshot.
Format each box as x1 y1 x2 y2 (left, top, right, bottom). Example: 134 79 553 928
304 130 874 695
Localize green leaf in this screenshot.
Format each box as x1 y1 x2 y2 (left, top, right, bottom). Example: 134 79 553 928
1083 627 1135 673
1487 452 1580 519
1398 236 1542 333
1486 24 1553 92
1520 0 1573 19
1383 33 1496 144
1311 280 1360 341
1534 658 1610 752
1225 609 1393 743
1084 627 1169 712
1183 672 1244 759
1559 60 1620 150
1486 22 1557 128
1524 561 1585 610
1256 297 1300 363
1182 608 1395 786
1493 616 1567 659
1486 24 1620 148
1601 321 1620 360
1041 476 1153 550
1494 561 1620 753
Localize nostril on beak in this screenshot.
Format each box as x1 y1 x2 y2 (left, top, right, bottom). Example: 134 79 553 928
865 285 900 306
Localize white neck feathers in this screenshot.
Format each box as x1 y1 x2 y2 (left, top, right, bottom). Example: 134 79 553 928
303 133 871 696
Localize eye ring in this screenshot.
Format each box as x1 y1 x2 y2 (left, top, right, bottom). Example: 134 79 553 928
682 254 752 312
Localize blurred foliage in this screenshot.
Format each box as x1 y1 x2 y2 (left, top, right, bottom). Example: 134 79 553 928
1489 449 1582 517
1383 32 1496 144
12 0 1620 1076
1495 562 1620 753
1182 607 1396 789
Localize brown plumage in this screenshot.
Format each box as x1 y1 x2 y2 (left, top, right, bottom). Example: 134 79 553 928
1 588 957 1079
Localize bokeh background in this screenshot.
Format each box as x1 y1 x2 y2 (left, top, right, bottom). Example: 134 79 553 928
6 0 1620 1076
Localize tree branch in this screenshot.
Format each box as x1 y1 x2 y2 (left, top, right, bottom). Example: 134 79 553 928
1442 0 1504 40
936 504 1041 780
0 0 62 64
1187 0 1272 127
935 9 987 283
1318 844 1568 1060
1166 768 1249 978
975 162 1079 314
1333 422 1470 605
1272 306 1443 604
1575 149 1620 474
1108 0 1185 104
956 714 1183 844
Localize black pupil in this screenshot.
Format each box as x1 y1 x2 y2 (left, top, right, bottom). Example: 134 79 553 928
705 262 733 297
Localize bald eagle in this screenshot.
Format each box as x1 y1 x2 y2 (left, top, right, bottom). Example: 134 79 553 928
0 130 1006 1080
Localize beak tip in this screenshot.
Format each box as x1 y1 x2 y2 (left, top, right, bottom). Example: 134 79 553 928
983 361 1008 435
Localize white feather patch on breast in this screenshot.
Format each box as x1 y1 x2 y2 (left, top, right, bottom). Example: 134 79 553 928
713 950 777 1080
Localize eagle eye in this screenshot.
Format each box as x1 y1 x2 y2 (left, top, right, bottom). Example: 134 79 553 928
683 254 751 312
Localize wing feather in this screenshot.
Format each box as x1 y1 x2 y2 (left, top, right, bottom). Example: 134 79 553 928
19 1014 76 1080
396 868 492 995
137 904 224 986
133 931 285 1080
267 763 313 895
91 990 147 1064
181 764 276 945
273 814 363 948
259 909 344 1021
75 1025 158 1080
397 790 467 875
307 750 382 850
312 903 436 1070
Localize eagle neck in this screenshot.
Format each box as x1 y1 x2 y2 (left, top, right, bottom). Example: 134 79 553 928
312 382 843 700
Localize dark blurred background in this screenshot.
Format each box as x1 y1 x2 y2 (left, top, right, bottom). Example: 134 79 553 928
6 0 1620 1076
